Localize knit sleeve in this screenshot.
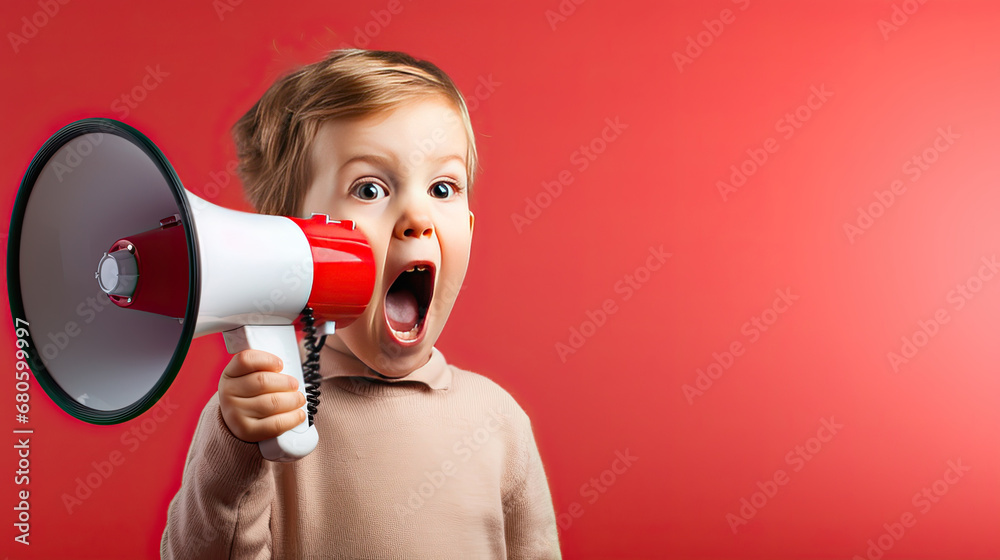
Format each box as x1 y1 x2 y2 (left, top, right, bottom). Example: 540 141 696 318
161 392 275 559
503 410 562 559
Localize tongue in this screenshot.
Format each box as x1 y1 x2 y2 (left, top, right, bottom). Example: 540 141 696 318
386 290 419 332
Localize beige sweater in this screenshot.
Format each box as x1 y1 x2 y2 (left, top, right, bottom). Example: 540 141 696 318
160 346 561 559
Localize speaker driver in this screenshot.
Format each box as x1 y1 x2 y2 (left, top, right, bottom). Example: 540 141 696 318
7 119 200 424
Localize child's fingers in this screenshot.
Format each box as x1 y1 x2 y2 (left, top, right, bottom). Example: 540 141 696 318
262 409 308 439
230 390 306 420
218 350 308 442
223 370 299 398
222 349 284 379
225 408 307 443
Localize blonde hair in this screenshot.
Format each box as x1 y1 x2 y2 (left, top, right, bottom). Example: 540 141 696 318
233 49 478 216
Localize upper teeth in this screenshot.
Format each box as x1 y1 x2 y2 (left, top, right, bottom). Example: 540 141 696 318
406 265 428 273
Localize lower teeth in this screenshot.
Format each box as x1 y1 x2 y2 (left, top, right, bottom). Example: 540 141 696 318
392 324 420 341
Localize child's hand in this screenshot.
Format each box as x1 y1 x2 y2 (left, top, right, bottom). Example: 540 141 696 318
218 350 307 443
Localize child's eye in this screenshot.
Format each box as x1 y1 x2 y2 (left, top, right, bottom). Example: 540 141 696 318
429 181 459 199
352 181 387 201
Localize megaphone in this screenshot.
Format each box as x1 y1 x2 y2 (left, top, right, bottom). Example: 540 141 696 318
7 118 376 462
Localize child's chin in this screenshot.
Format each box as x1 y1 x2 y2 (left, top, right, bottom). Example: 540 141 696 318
331 317 441 377
375 327 441 374
368 344 432 378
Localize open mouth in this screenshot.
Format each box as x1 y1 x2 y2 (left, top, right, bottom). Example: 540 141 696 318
384 263 434 343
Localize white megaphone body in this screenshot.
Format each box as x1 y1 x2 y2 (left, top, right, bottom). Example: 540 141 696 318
7 118 375 462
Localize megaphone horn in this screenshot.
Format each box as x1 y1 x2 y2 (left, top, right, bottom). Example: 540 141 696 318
7 118 376 462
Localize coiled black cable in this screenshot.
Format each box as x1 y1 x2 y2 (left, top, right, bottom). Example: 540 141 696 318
300 307 326 427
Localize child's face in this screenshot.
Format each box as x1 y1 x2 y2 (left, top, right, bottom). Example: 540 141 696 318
301 96 474 377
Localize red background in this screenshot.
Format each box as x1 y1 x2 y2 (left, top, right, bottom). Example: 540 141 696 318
3 0 1000 558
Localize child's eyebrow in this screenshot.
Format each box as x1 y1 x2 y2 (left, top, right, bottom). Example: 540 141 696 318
337 153 466 182
433 154 467 166
339 153 396 171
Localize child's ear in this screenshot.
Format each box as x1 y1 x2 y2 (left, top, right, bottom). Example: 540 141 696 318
469 211 475 235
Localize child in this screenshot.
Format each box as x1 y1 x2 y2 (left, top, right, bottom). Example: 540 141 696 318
161 49 561 558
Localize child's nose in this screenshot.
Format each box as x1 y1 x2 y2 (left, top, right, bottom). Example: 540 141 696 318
394 209 433 240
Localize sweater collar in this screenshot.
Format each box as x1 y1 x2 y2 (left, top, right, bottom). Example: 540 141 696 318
318 345 452 390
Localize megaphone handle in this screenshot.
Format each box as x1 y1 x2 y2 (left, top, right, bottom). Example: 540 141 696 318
222 325 319 462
